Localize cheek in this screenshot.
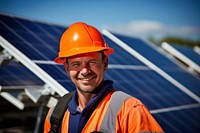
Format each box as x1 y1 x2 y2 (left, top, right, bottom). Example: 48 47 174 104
95 66 106 76
69 71 77 78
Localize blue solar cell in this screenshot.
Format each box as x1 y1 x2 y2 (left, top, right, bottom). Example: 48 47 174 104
104 35 147 65
15 18 45 33
153 107 200 133
37 64 75 92
0 27 22 43
0 14 25 30
37 64 68 81
34 21 67 36
58 81 76 92
172 44 200 65
0 14 63 61
0 61 44 86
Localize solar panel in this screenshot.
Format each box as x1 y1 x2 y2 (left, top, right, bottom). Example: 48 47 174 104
103 31 200 99
1 13 200 133
161 42 200 74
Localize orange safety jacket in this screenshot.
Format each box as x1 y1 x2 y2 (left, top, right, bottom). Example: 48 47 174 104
44 91 164 133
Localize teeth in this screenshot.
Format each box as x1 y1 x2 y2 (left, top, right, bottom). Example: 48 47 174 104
82 78 90 81
80 77 93 81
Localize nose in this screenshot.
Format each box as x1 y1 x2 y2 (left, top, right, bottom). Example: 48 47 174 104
80 67 91 76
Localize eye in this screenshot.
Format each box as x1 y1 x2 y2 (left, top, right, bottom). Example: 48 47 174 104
73 63 80 67
89 60 100 67
71 62 80 67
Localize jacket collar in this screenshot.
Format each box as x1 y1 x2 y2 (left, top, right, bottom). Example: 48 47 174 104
68 80 114 114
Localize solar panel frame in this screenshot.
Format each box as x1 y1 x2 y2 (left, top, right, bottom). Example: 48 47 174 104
172 44 200 66
161 42 200 74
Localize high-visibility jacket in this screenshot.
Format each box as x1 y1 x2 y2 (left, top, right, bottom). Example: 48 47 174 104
44 90 164 133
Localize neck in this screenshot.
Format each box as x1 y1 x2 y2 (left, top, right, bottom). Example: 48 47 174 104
77 81 105 111
77 92 95 111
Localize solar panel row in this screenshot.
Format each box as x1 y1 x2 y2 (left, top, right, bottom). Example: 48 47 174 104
0 13 200 133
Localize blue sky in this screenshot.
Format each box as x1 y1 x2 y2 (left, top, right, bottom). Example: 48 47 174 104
1 0 200 40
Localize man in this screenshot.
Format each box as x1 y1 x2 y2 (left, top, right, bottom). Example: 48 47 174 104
44 22 164 133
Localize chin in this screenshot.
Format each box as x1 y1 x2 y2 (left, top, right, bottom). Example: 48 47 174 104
77 85 96 93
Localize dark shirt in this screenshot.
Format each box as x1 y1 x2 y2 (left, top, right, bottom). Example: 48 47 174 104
67 80 114 133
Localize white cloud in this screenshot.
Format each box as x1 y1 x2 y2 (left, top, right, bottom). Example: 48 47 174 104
166 26 200 34
126 21 164 33
101 20 200 40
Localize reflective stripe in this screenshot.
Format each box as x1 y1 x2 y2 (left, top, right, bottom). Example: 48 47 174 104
47 107 55 121
99 91 132 132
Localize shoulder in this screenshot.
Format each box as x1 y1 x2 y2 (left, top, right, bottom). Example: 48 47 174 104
111 91 145 114
113 92 152 122
112 91 143 106
109 91 144 114
113 92 164 132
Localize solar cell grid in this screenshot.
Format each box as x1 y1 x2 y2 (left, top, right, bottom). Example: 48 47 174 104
104 35 147 65
0 15 25 30
153 107 200 133
0 21 23 42
105 68 197 109
105 32 200 98
34 21 66 37
0 14 64 61
111 34 178 69
0 61 44 86
37 64 67 80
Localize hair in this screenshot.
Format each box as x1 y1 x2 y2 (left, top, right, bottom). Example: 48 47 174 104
100 50 107 61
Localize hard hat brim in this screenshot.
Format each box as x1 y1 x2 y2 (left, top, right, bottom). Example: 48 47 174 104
55 47 114 64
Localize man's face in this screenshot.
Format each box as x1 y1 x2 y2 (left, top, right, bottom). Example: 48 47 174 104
64 52 108 93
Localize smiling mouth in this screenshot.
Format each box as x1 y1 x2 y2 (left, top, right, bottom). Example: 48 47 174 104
78 76 96 81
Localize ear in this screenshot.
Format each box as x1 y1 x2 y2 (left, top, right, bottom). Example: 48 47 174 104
103 56 108 71
63 62 69 74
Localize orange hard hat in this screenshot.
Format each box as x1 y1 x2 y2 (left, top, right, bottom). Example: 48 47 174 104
55 22 114 63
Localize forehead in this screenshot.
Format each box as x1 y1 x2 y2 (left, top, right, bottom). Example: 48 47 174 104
68 52 102 60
